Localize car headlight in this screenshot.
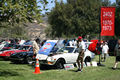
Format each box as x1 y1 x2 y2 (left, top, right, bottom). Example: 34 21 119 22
47 57 56 62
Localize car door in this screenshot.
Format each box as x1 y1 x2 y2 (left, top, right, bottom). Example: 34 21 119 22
70 49 79 63
63 49 79 64
62 52 74 63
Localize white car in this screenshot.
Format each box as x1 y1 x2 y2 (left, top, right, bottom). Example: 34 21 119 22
36 46 95 69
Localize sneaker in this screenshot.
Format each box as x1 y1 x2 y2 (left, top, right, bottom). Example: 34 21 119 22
75 69 82 72
112 67 116 70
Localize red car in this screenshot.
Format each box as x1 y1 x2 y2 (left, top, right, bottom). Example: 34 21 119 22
0 45 32 60
0 44 21 51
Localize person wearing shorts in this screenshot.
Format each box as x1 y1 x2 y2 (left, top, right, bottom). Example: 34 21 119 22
76 36 85 72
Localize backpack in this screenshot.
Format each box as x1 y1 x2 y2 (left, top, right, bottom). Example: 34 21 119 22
88 40 98 52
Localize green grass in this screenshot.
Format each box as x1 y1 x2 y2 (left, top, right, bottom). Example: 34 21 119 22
0 56 120 80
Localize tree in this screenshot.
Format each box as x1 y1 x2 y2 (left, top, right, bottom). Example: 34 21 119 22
102 0 111 6
0 0 43 25
116 0 120 6
115 2 120 37
48 0 102 38
0 0 48 38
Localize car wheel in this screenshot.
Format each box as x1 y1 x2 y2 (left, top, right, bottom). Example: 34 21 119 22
55 59 65 69
26 57 33 64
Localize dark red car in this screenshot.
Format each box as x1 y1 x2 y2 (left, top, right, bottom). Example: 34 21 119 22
0 45 32 60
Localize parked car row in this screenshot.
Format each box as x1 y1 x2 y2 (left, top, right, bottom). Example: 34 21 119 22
0 39 108 69
0 45 32 60
0 40 39 63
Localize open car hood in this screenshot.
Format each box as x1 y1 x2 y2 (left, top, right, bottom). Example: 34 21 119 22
38 40 58 56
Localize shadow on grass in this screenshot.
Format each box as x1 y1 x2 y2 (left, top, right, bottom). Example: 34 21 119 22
30 64 63 71
40 65 57 71
27 62 57 71
108 67 120 70
10 62 58 71
68 69 77 72
0 70 20 77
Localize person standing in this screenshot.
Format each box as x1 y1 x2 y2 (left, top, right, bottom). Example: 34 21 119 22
101 41 109 62
112 39 120 70
72 39 77 46
76 36 86 72
32 39 40 57
35 38 41 48
69 40 73 47
63 39 68 46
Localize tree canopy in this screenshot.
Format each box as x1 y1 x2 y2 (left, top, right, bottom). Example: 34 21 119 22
48 0 120 38
0 0 48 38
0 0 120 39
115 0 120 37
48 0 102 38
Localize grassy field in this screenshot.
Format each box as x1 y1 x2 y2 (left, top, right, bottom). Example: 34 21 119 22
0 56 120 80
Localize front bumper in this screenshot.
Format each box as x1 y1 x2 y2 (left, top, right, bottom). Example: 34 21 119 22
39 60 55 65
10 57 24 61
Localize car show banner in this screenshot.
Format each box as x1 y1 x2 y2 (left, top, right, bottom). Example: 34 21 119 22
38 40 58 55
101 7 115 36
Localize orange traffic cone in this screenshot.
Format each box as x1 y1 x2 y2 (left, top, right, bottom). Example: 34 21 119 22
33 59 41 74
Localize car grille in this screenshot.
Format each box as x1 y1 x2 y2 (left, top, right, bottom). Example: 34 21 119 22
39 60 47 64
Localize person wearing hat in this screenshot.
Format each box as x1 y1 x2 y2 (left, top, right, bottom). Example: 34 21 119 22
76 36 86 72
101 41 109 62
112 39 120 70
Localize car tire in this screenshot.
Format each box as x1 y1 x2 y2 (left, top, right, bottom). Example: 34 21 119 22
55 59 65 69
26 57 33 64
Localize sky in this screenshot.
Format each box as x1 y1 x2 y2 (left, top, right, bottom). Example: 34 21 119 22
39 0 116 14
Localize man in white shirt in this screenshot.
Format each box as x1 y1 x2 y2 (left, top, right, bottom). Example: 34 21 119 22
69 40 73 47
72 39 77 46
101 41 109 62
76 36 86 72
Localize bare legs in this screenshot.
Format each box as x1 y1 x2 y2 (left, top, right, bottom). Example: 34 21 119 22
77 56 83 70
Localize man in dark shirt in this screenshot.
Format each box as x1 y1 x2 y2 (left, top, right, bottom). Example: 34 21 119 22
112 39 120 70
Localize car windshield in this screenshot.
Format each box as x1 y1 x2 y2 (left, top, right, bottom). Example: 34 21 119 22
50 48 59 53
4 44 14 47
19 46 30 50
57 47 75 53
13 45 20 49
